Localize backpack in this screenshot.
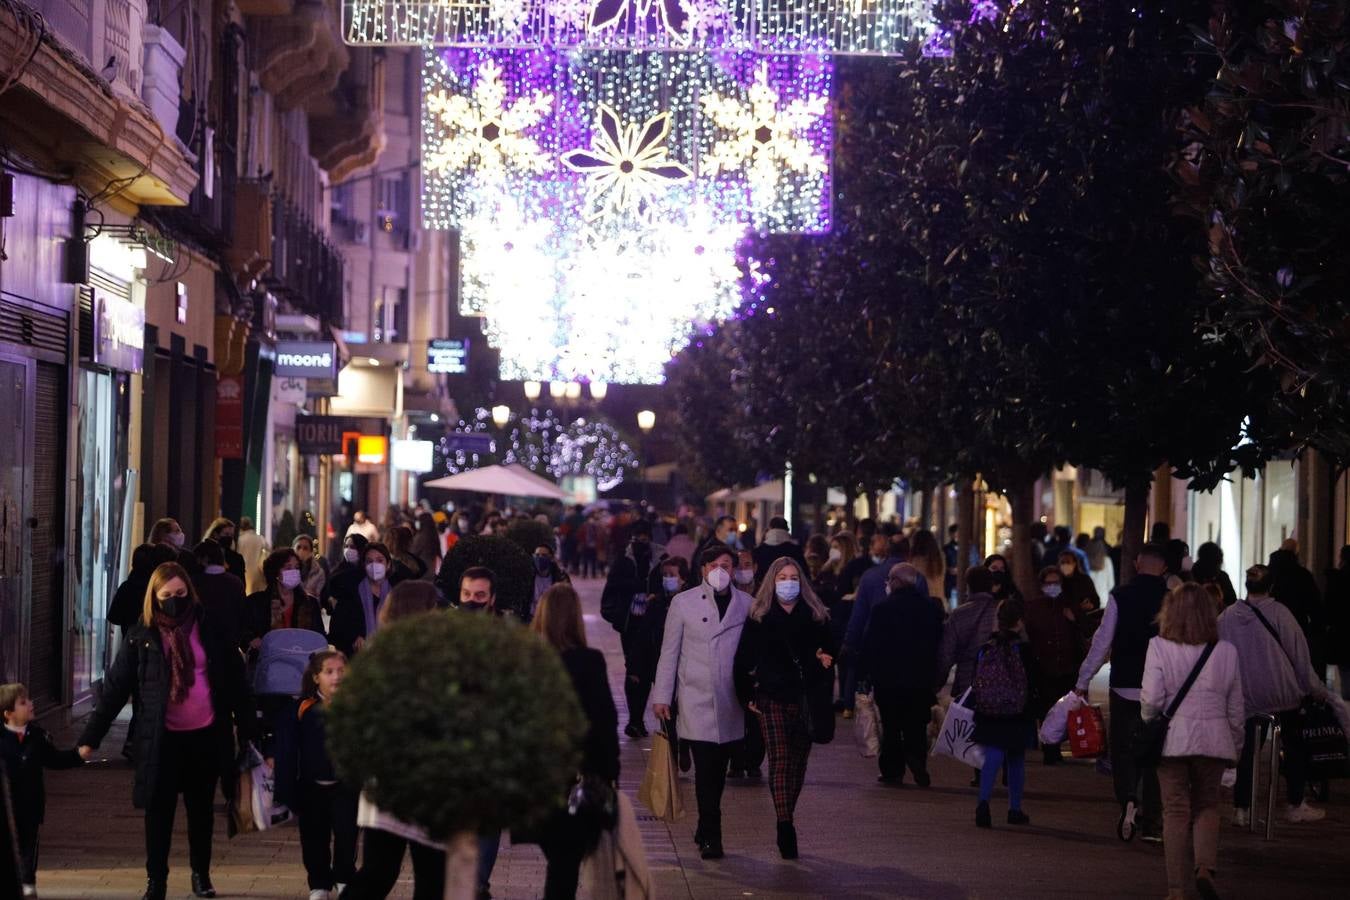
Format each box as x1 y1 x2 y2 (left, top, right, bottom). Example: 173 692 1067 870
971 640 1027 716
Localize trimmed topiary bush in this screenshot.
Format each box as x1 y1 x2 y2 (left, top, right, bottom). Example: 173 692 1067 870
504 517 556 558
327 612 584 841
436 534 535 618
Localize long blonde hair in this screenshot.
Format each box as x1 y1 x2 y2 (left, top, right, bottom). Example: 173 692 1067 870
750 558 829 623
826 532 858 575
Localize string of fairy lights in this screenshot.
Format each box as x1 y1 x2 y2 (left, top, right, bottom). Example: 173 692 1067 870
437 407 638 489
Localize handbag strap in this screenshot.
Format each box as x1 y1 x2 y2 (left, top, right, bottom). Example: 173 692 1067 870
1164 642 1216 720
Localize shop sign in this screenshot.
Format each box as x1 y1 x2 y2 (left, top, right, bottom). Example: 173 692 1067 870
215 374 245 459
276 376 308 405
427 338 470 374
296 414 387 456
275 340 338 379
392 439 435 473
444 432 494 454
92 289 145 373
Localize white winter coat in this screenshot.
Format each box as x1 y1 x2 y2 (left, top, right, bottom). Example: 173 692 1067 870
651 584 752 745
1140 637 1245 763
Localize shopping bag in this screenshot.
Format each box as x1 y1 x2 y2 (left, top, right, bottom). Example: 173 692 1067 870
932 688 985 768
637 724 685 823
1039 690 1084 745
854 690 882 758
229 765 258 837
1067 705 1106 759
238 744 293 833
1299 698 1349 779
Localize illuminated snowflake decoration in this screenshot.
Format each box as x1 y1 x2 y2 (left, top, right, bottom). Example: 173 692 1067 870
545 0 592 29
548 418 639 491
678 0 731 42
562 105 692 220
424 60 553 181
702 63 829 204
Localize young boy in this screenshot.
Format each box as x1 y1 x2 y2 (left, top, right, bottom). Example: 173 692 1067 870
1 683 84 897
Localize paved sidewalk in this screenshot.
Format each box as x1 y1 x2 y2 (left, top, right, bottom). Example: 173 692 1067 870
32 578 1350 898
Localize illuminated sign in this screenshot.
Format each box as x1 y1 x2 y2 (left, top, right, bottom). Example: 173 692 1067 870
296 414 387 456
427 338 470 375
92 289 145 373
275 340 338 379
392 439 435 473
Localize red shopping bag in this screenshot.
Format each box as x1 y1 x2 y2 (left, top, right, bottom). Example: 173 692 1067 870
1067 705 1106 758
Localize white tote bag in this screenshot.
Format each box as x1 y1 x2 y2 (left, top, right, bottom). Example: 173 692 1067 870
931 688 986 768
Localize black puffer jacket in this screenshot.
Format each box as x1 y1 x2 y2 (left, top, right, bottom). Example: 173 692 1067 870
734 600 836 705
79 609 255 809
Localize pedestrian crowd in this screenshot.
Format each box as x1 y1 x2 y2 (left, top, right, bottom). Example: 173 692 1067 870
4 507 1349 900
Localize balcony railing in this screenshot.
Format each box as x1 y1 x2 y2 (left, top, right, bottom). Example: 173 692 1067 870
267 198 345 327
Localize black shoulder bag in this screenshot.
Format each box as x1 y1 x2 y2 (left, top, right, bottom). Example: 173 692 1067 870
1129 642 1215 769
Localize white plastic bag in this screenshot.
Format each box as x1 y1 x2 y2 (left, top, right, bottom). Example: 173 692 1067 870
243 744 293 831
1039 690 1085 745
932 688 985 768
854 690 882 758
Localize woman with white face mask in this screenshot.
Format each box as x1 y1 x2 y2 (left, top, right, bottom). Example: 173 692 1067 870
244 549 326 651
733 559 836 860
1022 567 1086 765
327 543 394 656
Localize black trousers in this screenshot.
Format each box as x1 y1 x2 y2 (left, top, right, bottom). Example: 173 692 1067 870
729 709 765 772
16 820 38 885
623 673 652 730
539 815 588 900
686 740 733 839
349 827 446 900
145 726 218 881
298 782 359 890
1108 693 1161 828
1235 711 1306 808
874 690 930 781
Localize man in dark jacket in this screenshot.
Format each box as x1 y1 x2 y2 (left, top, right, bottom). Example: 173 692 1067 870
752 517 807 583
863 564 943 786
191 540 248 652
1076 543 1169 842
600 520 663 629
1269 541 1325 673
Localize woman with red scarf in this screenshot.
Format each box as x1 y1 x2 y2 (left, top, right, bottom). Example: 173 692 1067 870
244 548 327 649
78 562 254 900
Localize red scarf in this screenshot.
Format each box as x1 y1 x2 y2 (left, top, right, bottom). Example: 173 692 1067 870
153 605 198 704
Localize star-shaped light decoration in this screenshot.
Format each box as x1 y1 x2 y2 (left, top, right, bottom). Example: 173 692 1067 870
424 60 554 180
561 104 692 220
701 63 829 200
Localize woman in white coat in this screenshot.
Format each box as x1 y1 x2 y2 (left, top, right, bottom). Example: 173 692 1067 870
1141 583 1245 900
652 545 753 860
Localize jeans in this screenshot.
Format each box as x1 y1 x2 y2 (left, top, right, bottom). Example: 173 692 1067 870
1234 711 1306 808
298 782 359 890
686 740 733 840
1157 757 1225 895
1109 693 1161 829
145 726 218 881
349 828 445 900
978 747 1026 810
874 690 930 782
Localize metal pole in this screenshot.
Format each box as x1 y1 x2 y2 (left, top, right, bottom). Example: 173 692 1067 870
1265 721 1280 841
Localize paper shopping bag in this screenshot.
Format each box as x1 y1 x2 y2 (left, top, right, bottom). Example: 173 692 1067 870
932 688 985 768
637 726 685 823
854 690 882 758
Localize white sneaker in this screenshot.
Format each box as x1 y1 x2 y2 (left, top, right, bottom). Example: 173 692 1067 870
1232 808 1250 828
1285 801 1326 823
21 885 36 898
336 885 347 898
309 890 330 900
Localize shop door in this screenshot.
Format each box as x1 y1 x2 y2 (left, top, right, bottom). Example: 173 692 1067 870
0 355 33 691
28 362 65 708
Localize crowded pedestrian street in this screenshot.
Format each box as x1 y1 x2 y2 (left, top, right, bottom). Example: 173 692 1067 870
24 579 1350 899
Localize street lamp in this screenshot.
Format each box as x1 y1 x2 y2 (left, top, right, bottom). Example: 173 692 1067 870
491 405 511 428
564 381 582 400
589 381 608 401
523 381 541 401
637 410 655 508
548 381 567 399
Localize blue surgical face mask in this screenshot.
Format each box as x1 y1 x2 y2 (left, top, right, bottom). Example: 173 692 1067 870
662 575 681 593
775 579 801 603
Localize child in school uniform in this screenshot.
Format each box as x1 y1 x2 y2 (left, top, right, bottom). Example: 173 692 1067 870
272 651 357 900
1 683 85 897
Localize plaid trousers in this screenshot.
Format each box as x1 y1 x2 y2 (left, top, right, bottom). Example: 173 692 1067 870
759 697 813 822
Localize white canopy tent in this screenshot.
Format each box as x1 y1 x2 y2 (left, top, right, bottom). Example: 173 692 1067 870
424 465 569 500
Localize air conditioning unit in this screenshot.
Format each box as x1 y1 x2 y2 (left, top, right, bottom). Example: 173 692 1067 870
352 221 369 245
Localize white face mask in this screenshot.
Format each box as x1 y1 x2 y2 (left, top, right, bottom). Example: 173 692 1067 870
706 568 731 593
828 548 842 562
167 532 185 548
280 569 302 590
662 575 681 593
734 568 755 585
203 564 226 576
366 562 387 583
344 548 360 564
775 579 801 603
1043 583 1063 599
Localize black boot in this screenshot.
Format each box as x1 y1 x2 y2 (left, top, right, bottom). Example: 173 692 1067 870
776 821 799 860
191 871 216 898
141 879 167 900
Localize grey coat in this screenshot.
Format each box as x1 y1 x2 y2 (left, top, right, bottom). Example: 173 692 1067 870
652 584 753 745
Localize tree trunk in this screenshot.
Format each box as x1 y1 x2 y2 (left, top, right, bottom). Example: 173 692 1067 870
956 478 975 603
811 481 825 538
1120 477 1152 586
862 489 875 522
443 831 480 900
919 486 933 533
844 486 858 529
1007 478 1038 602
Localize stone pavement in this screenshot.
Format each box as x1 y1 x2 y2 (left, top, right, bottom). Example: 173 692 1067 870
32 578 1350 899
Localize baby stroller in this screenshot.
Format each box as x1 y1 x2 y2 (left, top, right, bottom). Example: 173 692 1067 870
253 628 331 746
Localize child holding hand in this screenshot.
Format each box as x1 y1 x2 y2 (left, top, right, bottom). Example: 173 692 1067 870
1 683 85 898
272 651 357 900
